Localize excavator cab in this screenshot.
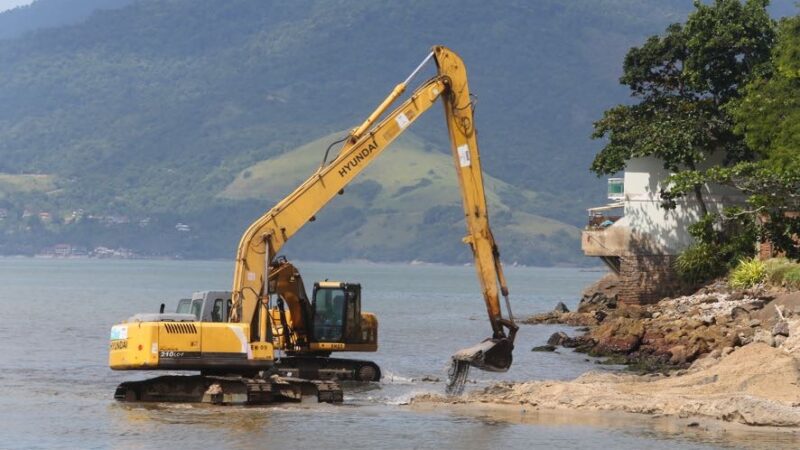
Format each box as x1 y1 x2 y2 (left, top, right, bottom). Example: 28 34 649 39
311 281 362 344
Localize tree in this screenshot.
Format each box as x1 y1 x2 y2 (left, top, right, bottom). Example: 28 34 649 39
732 15 800 171
666 15 800 260
591 0 775 216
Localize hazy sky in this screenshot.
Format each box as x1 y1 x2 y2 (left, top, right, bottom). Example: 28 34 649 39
0 0 33 13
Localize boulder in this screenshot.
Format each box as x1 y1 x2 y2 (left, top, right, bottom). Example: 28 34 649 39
594 310 608 323
578 273 619 313
553 302 570 313
562 335 596 352
731 306 750 321
773 320 790 337
547 331 570 346
747 299 766 311
752 328 775 347
700 315 716 326
668 345 690 365
531 345 557 352
592 318 645 355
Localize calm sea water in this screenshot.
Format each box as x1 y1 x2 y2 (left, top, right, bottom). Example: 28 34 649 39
0 258 797 449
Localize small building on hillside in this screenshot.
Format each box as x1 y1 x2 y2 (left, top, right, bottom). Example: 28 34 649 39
582 156 743 305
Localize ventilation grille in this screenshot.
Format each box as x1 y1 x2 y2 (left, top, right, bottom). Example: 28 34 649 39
164 323 198 334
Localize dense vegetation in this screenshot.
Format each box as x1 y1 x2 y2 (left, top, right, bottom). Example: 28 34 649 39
670 8 800 279
591 0 799 281
0 0 133 39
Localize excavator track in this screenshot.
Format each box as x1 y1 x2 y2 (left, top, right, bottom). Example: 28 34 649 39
276 357 381 382
114 374 342 405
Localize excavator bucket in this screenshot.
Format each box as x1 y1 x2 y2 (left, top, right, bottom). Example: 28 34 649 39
453 337 513 372
446 337 514 395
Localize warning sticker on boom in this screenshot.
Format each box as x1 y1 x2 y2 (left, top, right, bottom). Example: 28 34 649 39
395 113 410 129
457 145 471 167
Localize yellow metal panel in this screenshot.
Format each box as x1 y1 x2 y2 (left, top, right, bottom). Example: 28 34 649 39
157 322 200 355
200 323 250 355
249 342 274 360
109 322 159 369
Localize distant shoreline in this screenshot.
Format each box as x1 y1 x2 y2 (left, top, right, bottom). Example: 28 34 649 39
0 254 606 270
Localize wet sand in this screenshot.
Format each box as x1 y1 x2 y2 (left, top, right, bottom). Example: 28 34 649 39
409 402 800 450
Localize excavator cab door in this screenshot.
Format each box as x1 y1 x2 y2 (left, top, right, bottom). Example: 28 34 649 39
311 282 361 344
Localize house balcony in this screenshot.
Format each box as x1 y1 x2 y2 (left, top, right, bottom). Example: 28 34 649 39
582 202 626 273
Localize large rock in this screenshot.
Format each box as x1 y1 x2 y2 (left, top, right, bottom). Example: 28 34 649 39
731 306 750 321
547 331 570 346
668 345 690 365
753 328 775 347
773 320 790 337
578 273 619 313
591 317 645 355
531 345 557 352
545 330 595 351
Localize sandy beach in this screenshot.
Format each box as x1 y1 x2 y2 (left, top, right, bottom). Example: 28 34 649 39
415 341 800 429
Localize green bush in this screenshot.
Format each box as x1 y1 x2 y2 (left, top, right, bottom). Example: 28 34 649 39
784 267 800 289
729 258 766 289
762 258 800 289
675 243 726 284
675 211 758 285
764 257 795 284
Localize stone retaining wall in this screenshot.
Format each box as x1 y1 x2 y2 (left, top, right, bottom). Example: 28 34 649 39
618 254 681 305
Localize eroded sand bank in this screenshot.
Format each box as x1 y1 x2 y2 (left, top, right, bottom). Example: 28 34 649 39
414 342 800 427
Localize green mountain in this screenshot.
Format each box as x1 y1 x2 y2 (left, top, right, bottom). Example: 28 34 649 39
0 0 133 40
0 0 793 263
222 132 580 265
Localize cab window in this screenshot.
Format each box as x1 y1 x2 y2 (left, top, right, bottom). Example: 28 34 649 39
314 288 345 342
190 299 203 320
211 299 224 322
176 299 191 314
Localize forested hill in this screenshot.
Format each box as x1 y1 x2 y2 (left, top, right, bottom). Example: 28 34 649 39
0 0 793 264
0 0 133 39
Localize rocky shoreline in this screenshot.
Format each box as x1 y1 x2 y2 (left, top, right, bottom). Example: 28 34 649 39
525 274 798 371
414 276 800 427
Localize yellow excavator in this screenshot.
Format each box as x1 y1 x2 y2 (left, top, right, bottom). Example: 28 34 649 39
109 45 517 404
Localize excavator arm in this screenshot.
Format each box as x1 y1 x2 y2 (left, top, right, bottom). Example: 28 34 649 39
230 46 516 375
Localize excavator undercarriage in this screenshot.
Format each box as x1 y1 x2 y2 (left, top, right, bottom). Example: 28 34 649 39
114 374 343 405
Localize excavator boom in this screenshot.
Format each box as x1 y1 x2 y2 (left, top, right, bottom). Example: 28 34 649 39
229 46 517 382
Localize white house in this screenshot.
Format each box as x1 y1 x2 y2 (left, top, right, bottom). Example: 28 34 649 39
582 156 743 305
